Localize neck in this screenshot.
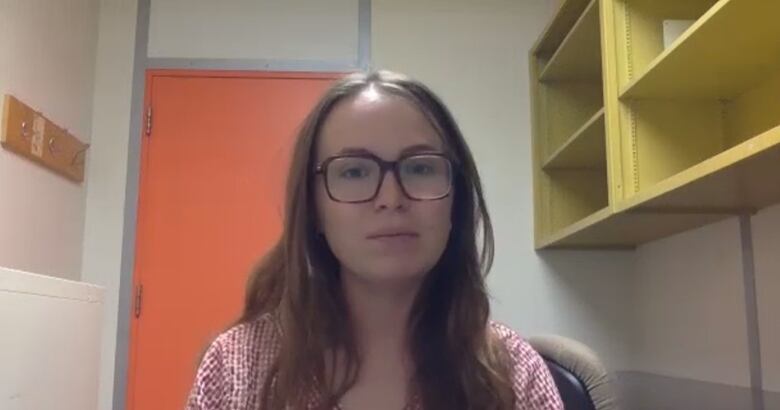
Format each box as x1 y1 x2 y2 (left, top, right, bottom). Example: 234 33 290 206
340 270 422 355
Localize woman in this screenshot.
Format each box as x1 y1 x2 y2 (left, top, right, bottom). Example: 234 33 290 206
187 70 563 409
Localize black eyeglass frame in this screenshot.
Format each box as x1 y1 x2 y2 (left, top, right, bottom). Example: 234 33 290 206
314 152 455 203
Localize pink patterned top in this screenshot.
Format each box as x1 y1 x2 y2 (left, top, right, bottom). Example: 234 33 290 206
186 314 563 409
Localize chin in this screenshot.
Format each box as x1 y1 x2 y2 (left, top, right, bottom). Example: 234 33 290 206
359 260 431 283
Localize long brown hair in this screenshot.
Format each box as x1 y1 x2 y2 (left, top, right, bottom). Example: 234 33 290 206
239 70 514 409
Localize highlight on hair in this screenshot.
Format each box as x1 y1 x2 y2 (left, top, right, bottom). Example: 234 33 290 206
238 70 514 409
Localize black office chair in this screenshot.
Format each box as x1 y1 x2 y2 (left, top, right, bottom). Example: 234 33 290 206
528 335 618 410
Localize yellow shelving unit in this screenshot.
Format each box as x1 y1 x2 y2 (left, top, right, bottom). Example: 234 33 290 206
530 0 780 249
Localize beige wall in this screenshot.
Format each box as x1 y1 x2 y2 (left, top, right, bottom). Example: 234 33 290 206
0 0 99 280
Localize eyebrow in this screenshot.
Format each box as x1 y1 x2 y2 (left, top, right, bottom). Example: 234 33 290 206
335 143 442 157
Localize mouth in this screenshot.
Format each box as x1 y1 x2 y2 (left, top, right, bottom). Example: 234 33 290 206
366 230 420 250
366 230 420 240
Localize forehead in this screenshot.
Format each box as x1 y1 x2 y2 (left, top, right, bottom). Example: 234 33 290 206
316 90 444 160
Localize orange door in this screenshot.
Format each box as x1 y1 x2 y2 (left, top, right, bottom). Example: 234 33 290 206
127 71 339 410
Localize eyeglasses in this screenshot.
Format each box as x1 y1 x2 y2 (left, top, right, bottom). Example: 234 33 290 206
315 153 454 203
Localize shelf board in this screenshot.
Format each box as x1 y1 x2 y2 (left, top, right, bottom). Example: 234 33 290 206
621 0 780 100
619 124 780 213
543 108 605 169
539 125 780 249
538 207 730 249
538 206 613 249
533 0 591 58
539 0 602 82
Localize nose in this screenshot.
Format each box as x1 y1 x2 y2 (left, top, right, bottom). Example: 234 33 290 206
374 170 408 211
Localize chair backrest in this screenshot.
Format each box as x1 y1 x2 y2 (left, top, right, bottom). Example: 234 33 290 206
528 335 618 410
543 356 598 410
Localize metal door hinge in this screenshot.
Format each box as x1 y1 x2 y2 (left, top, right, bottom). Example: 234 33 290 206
145 106 152 136
134 284 144 318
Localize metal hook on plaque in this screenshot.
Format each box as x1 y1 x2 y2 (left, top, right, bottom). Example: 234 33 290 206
48 134 62 156
48 127 73 157
21 121 30 140
71 143 90 168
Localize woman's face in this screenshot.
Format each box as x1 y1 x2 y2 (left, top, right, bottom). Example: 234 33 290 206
314 87 453 285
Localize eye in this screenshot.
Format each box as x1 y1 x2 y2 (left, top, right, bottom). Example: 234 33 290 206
408 163 434 175
402 157 444 177
339 165 371 179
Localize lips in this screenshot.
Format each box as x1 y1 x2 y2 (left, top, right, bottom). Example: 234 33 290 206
366 230 419 251
366 229 419 240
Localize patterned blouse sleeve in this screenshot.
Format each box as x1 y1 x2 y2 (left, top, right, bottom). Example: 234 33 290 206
185 336 232 410
492 323 564 409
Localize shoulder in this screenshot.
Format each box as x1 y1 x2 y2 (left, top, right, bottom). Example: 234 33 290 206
490 321 541 369
186 314 281 409
489 321 564 409
211 313 282 358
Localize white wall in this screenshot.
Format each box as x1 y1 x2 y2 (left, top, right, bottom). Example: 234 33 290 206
0 266 104 410
0 0 100 280
148 0 359 62
81 1 139 409
754 204 780 394
631 204 780 394
372 0 636 371
633 218 751 387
